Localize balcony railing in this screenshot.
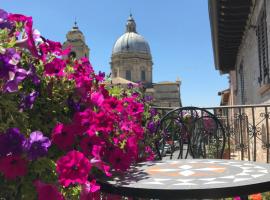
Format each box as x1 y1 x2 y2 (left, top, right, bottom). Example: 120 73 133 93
154 104 270 163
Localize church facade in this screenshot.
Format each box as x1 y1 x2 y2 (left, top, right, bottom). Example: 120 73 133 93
63 16 182 107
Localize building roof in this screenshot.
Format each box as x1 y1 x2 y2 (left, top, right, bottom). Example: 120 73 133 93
112 14 151 55
110 77 137 85
218 88 230 106
209 0 252 73
154 81 179 85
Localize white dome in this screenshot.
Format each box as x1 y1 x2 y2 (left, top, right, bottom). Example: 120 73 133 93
112 14 151 55
112 32 151 55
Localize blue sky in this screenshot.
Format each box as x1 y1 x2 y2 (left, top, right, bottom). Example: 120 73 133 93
2 0 228 107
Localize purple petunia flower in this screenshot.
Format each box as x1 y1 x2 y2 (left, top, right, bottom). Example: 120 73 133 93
147 121 156 134
3 68 28 92
0 48 18 80
19 91 39 111
67 97 81 112
127 83 134 89
144 95 153 103
27 65 40 86
0 128 26 156
0 9 12 29
24 131 51 160
0 48 28 93
150 108 157 117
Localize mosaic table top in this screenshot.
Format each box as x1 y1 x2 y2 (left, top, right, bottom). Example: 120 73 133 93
99 159 270 199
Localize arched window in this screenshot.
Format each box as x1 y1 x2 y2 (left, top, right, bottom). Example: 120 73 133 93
141 70 146 81
126 70 131 80
68 51 76 59
113 70 117 78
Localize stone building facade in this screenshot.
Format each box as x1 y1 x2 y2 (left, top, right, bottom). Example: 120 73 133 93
63 22 90 59
209 0 270 162
110 15 182 107
209 0 270 105
62 16 182 107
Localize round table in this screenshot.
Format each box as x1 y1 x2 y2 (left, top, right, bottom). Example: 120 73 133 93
98 159 270 199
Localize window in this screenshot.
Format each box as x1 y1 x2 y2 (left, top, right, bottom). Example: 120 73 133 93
113 70 117 78
126 70 131 80
68 51 76 59
141 70 146 81
257 2 269 85
239 63 246 104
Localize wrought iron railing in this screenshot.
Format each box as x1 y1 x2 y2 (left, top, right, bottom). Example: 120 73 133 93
154 104 270 163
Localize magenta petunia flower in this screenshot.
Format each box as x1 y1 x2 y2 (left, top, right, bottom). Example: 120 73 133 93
80 132 105 157
102 97 123 113
52 123 75 151
0 155 27 180
90 91 104 107
80 180 100 200
126 136 138 157
92 111 114 134
90 158 111 177
39 39 66 62
8 13 31 23
34 180 64 200
72 109 95 136
107 147 132 171
24 17 39 57
44 58 66 77
95 71 105 82
56 150 91 187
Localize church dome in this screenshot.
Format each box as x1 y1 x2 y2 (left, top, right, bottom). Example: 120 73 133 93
112 15 151 55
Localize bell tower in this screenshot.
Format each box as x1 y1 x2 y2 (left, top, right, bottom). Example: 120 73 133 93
63 21 90 59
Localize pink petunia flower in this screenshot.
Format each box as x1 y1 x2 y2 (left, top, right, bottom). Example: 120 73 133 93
52 123 75 151
80 133 105 157
102 97 123 113
24 17 39 57
90 158 111 177
56 150 91 187
0 155 27 180
8 13 31 23
90 91 104 107
72 109 95 136
126 136 138 157
80 180 100 200
107 147 132 171
44 58 66 77
34 180 64 200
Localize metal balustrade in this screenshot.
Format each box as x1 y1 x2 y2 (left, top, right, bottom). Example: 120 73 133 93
154 104 270 163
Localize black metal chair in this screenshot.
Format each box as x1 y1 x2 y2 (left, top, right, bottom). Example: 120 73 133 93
155 106 226 160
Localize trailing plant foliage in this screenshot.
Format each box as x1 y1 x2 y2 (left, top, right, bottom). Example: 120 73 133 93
0 9 159 199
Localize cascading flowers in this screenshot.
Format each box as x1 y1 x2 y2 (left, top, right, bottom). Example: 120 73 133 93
0 8 159 200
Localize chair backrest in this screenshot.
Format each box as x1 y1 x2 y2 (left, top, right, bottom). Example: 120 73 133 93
155 106 226 160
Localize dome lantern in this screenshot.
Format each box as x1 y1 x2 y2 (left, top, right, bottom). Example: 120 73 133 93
126 14 137 33
112 14 151 55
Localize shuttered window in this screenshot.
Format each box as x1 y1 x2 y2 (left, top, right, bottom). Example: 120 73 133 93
239 63 246 104
141 70 146 81
126 70 131 80
257 2 269 85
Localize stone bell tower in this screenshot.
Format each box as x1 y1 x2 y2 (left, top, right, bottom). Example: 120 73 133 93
63 21 90 59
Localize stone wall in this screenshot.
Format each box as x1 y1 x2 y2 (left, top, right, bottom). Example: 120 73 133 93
231 0 270 105
152 82 181 107
111 52 153 85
